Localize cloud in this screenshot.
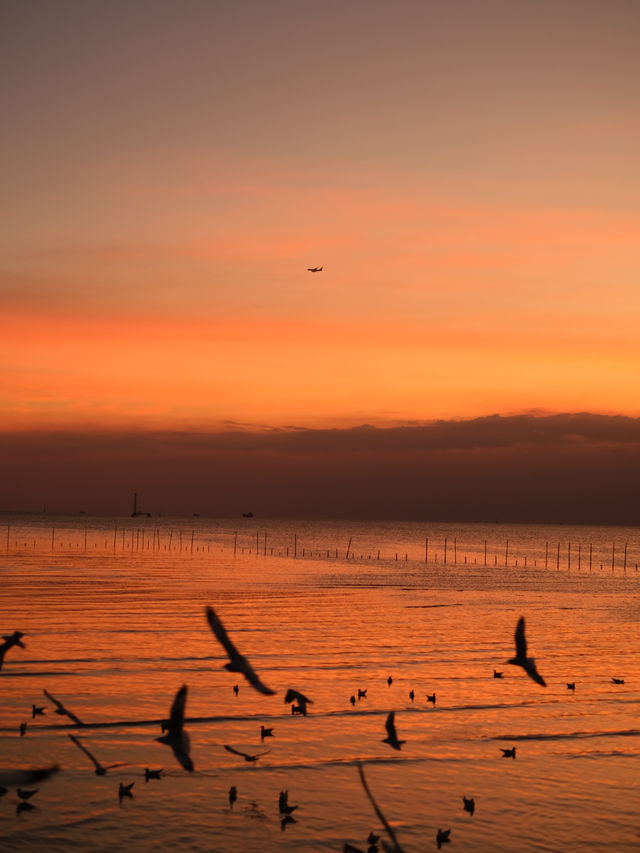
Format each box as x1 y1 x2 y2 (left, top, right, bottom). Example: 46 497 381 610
1 413 639 524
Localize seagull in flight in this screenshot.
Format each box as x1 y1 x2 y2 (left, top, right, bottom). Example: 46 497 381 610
0 766 59 788
307 266 323 272
278 789 298 815
43 689 85 725
68 734 126 776
382 711 405 751
0 631 25 670
223 744 271 763
507 616 546 686
284 688 313 716
462 796 475 815
155 684 194 772
205 607 276 695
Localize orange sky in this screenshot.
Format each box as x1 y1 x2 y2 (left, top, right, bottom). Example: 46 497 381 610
2 1 640 434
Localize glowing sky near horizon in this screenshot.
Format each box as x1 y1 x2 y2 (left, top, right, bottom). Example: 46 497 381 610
2 0 639 431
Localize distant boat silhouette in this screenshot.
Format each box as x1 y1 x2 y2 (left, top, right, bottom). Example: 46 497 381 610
242 512 254 518
131 492 151 518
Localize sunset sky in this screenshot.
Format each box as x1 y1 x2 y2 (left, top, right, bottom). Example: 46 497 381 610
2 1 639 518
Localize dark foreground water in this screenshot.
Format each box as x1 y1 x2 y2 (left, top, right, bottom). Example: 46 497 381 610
1 516 639 852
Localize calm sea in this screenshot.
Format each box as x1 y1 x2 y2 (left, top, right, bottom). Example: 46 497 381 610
1 515 639 852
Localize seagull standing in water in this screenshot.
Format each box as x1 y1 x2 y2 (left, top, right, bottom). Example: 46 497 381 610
205 607 276 696
155 684 194 772
507 616 546 686
382 711 405 751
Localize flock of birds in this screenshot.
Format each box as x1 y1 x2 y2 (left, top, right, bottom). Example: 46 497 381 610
0 612 628 851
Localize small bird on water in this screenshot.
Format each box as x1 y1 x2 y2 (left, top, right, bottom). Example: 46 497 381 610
436 828 451 848
118 781 134 800
144 768 162 782
426 693 436 705
463 795 475 815
501 747 517 759
31 704 45 718
228 785 237 808
387 676 393 687
261 725 274 740
567 682 576 691
493 669 503 679
507 616 546 686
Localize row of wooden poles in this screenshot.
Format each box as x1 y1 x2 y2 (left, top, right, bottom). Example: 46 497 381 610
4 524 638 572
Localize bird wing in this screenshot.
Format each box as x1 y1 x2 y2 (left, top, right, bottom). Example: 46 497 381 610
514 617 527 659
223 744 248 758
525 661 546 687
206 607 243 661
384 711 397 739
168 685 187 734
43 689 63 711
68 734 102 770
0 766 59 787
207 607 276 695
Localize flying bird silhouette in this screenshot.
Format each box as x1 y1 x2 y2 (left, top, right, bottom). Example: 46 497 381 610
223 744 271 763
611 677 625 685
43 689 85 725
284 688 313 716
31 705 45 718
0 631 25 671
382 711 405 751
205 607 276 695
260 725 274 740
426 693 436 705
68 734 126 776
0 766 59 788
463 795 475 815
507 616 546 686
155 684 194 772
493 669 503 679
279 789 298 815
